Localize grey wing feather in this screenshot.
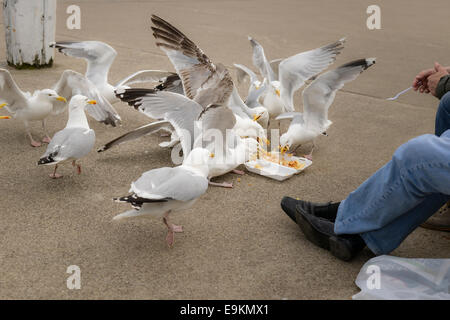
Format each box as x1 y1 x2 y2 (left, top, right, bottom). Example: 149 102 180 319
233 63 258 84
97 120 173 152
132 91 203 155
131 166 208 201
42 127 95 162
269 58 282 80
279 38 346 112
276 112 304 125
150 15 233 106
0 69 29 114
248 37 276 82
303 58 376 125
51 41 116 82
115 70 175 88
53 70 121 126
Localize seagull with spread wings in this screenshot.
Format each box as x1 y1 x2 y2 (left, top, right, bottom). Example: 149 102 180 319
246 37 346 122
277 58 376 160
50 41 177 104
0 69 120 147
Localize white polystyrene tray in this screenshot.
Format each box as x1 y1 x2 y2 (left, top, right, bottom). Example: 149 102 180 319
244 154 312 181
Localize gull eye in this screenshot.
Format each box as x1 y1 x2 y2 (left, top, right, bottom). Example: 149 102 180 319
48 94 52 96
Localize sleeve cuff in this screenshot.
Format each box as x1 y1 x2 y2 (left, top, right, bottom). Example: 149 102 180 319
435 75 450 99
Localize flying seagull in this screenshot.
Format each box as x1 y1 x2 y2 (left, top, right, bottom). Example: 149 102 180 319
277 58 376 159
38 95 97 178
247 37 346 121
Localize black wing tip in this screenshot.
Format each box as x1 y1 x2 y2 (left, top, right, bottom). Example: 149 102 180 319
340 58 376 70
113 194 169 208
97 146 106 153
37 156 55 165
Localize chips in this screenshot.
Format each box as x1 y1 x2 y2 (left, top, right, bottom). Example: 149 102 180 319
252 150 305 170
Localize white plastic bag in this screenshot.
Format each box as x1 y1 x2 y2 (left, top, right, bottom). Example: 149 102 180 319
353 255 450 300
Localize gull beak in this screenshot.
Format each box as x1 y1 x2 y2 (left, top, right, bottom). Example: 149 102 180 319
255 85 260 90
253 114 261 121
210 153 215 158
279 145 289 154
56 96 67 103
0 103 7 109
0 116 11 119
87 100 97 105
275 89 281 97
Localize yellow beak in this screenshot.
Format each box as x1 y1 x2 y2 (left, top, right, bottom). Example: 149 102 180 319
87 100 97 105
253 114 261 121
56 96 67 103
279 145 289 154
0 116 11 119
255 85 260 90
210 153 215 158
275 89 281 97
0 103 7 109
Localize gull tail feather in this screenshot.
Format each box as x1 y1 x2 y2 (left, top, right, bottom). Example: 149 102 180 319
113 209 143 220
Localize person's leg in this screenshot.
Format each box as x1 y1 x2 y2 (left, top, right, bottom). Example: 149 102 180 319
335 133 450 254
361 193 449 254
435 92 450 136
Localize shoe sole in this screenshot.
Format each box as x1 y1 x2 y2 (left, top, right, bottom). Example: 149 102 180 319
296 212 354 261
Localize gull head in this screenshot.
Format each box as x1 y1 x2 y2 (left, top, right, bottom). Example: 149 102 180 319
279 134 291 154
69 94 97 111
252 107 269 128
39 89 67 103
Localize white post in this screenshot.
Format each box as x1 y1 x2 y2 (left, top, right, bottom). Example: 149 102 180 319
2 0 56 69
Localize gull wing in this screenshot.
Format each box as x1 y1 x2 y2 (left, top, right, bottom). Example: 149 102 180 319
279 38 345 112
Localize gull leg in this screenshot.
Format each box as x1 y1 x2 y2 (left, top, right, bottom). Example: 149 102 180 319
24 121 41 147
208 178 233 188
304 142 315 161
292 144 301 155
49 164 63 179
72 160 82 174
41 119 51 143
232 169 245 175
163 211 183 248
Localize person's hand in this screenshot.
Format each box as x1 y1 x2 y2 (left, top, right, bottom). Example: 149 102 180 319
413 67 435 93
427 62 449 97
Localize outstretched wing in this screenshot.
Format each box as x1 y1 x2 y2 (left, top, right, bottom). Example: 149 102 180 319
302 58 376 129
279 38 346 112
53 70 121 126
275 112 305 126
0 69 29 114
114 70 175 88
150 15 233 106
248 37 276 82
51 41 116 84
98 120 173 152
120 89 203 156
234 63 259 85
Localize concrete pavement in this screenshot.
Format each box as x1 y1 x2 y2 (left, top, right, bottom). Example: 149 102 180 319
0 0 448 299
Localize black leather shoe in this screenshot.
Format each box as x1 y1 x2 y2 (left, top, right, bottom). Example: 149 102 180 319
281 197 340 222
294 209 366 261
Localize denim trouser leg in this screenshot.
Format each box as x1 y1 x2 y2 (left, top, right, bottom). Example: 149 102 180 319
335 131 450 255
436 92 450 136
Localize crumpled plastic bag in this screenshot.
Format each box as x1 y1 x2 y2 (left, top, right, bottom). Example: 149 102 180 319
353 255 450 300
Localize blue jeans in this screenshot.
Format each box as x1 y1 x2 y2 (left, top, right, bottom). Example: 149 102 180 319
335 92 450 255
